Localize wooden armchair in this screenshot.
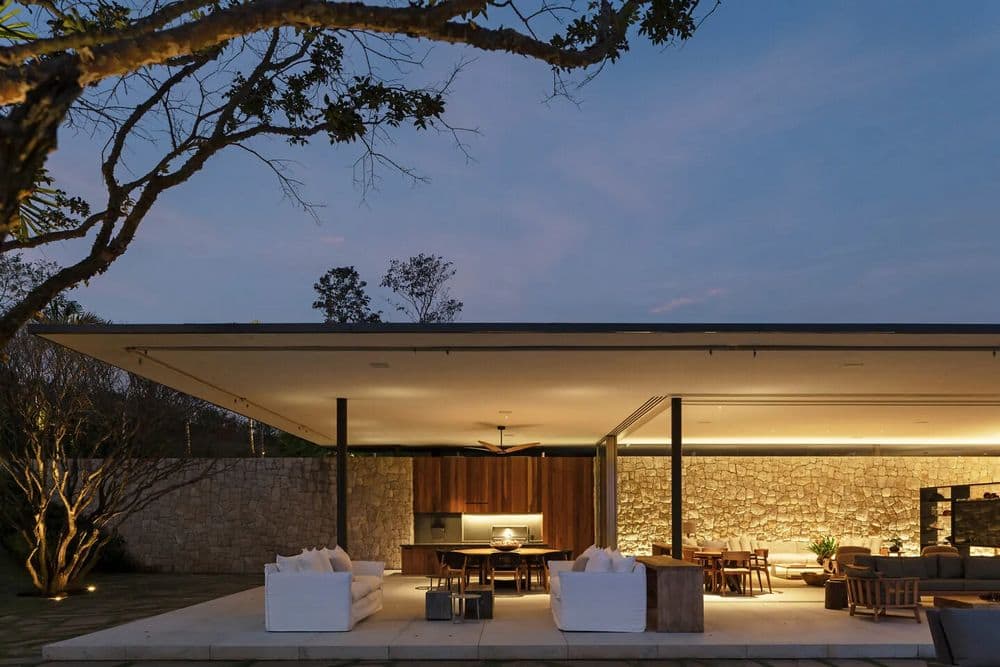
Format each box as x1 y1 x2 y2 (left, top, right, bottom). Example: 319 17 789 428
832 546 871 576
845 566 921 623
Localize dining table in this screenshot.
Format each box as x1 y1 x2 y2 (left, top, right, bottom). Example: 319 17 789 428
451 547 564 590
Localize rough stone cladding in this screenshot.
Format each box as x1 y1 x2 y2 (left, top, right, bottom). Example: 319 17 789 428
617 456 1000 556
114 457 413 573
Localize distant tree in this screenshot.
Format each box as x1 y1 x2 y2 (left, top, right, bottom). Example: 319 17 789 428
0 254 82 325
312 266 382 324
381 253 463 323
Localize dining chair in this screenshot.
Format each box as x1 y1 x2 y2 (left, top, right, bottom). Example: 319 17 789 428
442 551 469 594
488 552 526 593
431 549 449 589
540 551 568 592
719 550 754 596
750 548 772 593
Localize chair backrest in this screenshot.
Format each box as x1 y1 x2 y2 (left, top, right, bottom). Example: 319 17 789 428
443 551 467 570
561 549 574 560
722 550 752 567
489 552 522 570
922 545 961 557
435 549 448 566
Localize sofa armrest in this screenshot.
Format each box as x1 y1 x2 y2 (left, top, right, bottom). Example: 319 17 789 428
352 560 385 578
548 560 574 576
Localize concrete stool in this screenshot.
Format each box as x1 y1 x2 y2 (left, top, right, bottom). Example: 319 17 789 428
425 589 452 620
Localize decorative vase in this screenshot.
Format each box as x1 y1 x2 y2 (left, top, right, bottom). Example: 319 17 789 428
889 545 900 553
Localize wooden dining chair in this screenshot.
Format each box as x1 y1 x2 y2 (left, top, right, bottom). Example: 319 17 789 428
442 551 469 593
488 552 526 593
750 548 772 593
719 550 754 596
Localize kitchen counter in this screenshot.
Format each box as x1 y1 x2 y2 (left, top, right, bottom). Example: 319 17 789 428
400 542 551 575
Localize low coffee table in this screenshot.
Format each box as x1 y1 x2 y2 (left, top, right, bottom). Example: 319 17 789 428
773 562 825 579
934 595 1000 609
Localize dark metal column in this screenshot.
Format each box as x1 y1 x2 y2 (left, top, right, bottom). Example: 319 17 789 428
336 397 348 550
605 435 618 549
671 396 683 559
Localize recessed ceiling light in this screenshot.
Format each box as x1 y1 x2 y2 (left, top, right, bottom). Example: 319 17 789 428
842 362 865 368
498 410 512 414
697 420 713 424
914 420 929 424
369 362 390 369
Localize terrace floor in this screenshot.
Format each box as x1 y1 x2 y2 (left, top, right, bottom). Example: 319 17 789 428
41 574 936 663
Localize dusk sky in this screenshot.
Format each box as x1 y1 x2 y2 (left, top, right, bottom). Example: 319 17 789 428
38 1 1000 324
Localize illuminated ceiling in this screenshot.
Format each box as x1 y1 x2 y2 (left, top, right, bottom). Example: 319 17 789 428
32 323 1000 453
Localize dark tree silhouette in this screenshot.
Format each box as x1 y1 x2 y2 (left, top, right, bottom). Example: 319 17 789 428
381 252 463 323
312 266 382 324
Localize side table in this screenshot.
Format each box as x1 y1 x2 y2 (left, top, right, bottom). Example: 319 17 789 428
425 588 452 620
824 577 847 610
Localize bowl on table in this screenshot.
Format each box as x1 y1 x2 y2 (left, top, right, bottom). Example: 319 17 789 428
490 540 522 552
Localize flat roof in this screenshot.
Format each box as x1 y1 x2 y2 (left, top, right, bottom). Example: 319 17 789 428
31 322 1000 453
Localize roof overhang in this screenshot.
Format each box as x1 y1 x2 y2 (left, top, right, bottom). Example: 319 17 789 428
31 322 1000 454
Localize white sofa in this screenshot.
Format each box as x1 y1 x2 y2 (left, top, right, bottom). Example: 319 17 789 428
264 560 384 631
548 560 647 632
710 535 883 566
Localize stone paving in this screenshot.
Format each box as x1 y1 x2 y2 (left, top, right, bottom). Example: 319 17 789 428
3 556 931 667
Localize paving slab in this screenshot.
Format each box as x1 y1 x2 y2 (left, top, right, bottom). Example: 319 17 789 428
41 574 935 662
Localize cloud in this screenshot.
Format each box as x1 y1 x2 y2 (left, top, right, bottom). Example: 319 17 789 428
650 287 728 314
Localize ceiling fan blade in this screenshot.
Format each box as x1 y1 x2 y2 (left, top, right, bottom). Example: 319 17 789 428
477 441 504 454
502 443 541 454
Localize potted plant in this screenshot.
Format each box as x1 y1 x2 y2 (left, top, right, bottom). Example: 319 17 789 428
888 536 904 553
807 535 838 565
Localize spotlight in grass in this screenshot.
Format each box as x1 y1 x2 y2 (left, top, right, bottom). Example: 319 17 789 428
86 585 97 593
51 595 66 602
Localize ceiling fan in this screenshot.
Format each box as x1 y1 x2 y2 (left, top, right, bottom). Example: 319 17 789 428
472 425 541 455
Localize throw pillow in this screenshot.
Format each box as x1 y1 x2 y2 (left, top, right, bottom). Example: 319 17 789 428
843 564 880 579
299 548 334 573
571 556 589 572
585 547 612 572
328 545 353 572
276 553 303 573
611 552 636 573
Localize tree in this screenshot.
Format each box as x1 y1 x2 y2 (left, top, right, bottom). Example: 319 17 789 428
0 0 708 348
0 253 82 324
312 266 382 323
0 326 221 595
381 252 463 323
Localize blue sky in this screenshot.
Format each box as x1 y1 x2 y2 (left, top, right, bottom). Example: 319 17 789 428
37 0 1000 323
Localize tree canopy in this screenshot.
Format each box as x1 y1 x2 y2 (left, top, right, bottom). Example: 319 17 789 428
0 0 709 347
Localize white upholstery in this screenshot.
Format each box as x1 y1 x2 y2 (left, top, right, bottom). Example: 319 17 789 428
706 535 883 566
264 560 384 631
548 560 646 632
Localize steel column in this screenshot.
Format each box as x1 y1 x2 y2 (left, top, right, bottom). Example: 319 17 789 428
671 396 683 559
605 435 618 549
336 397 348 550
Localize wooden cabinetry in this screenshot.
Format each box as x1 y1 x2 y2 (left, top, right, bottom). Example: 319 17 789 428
411 456 593 558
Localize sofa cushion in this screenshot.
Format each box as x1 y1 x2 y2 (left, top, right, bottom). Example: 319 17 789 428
585 548 613 572
844 564 880 579
571 556 589 572
920 579 960 592
938 608 1000 667
300 548 334 573
350 575 380 602
898 556 934 579
938 555 965 579
962 579 1000 592
276 553 304 572
965 557 1000 580
606 549 636 573
854 554 876 569
873 557 902 578
702 539 728 550
322 545 352 572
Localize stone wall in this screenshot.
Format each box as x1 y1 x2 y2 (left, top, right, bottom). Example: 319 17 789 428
617 456 1000 556
115 457 413 573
